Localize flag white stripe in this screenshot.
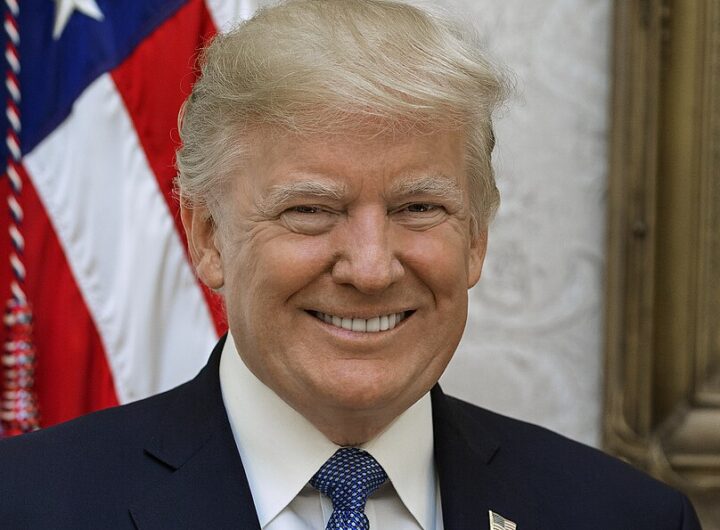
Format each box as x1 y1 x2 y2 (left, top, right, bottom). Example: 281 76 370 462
24 73 217 404
205 0 255 31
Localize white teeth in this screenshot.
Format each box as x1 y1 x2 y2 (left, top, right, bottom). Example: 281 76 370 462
366 317 380 332
314 311 407 333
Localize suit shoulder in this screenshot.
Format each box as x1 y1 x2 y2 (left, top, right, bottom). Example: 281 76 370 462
0 380 188 490
2 382 177 450
0 382 197 527
445 394 652 481
442 394 700 528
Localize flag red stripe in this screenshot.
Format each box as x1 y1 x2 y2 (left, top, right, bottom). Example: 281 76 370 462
0 165 119 427
111 0 226 335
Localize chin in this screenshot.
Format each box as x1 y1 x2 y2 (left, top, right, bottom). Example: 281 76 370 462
313 372 413 414
327 390 395 412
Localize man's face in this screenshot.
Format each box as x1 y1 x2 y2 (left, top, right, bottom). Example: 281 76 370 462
184 127 487 434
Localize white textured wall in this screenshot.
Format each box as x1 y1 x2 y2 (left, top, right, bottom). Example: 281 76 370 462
243 0 612 446
437 0 611 446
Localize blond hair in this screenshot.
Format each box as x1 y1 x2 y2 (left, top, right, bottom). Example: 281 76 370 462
176 0 509 228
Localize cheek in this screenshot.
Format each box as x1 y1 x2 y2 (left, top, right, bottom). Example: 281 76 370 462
400 231 471 297
272 233 334 264
263 236 333 291
228 234 334 312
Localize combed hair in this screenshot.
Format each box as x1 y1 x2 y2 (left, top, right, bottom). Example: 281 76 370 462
176 0 510 229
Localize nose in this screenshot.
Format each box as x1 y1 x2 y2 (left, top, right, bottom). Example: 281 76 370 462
331 208 404 294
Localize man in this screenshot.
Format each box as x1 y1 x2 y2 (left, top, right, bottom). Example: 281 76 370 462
0 0 702 528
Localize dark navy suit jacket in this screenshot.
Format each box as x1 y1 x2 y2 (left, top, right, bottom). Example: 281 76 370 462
0 336 702 529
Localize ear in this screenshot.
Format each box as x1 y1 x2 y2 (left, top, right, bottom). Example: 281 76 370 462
180 201 225 290
467 228 488 288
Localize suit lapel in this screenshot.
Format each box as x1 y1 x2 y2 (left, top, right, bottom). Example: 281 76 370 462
432 386 540 530
127 343 542 529
129 336 261 530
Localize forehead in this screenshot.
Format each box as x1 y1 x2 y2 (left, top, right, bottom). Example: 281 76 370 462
241 127 468 191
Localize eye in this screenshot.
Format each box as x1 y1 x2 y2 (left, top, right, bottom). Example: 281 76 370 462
405 203 439 213
280 205 338 234
393 202 448 230
290 205 321 214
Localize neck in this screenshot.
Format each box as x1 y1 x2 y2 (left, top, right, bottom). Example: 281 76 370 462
288 398 409 446
315 415 391 447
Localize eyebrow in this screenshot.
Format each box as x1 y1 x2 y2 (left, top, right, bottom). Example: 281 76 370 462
389 175 465 207
257 180 346 216
256 174 465 216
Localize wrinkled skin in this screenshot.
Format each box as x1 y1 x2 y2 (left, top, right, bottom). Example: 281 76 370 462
181 128 488 445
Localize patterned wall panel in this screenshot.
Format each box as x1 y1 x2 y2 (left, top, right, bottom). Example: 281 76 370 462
437 0 611 447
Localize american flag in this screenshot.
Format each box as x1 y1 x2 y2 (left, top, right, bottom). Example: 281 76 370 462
0 0 249 436
489 510 517 530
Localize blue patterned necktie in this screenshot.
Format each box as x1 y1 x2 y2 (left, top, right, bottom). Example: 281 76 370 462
310 447 388 530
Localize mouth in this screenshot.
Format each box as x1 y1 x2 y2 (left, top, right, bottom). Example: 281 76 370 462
308 310 414 333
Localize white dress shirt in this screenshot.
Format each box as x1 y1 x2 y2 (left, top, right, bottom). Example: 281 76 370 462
219 333 444 529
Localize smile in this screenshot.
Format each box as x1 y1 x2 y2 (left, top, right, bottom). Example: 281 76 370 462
310 310 410 332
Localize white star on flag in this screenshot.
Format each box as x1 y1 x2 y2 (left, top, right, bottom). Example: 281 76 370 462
52 0 104 40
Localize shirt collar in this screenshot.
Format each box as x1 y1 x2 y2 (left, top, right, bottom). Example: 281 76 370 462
219 332 437 529
360 388 436 530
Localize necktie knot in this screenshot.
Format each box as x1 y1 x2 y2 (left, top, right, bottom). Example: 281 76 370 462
310 447 388 529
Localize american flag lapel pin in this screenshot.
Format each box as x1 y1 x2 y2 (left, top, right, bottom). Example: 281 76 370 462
489 510 517 530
